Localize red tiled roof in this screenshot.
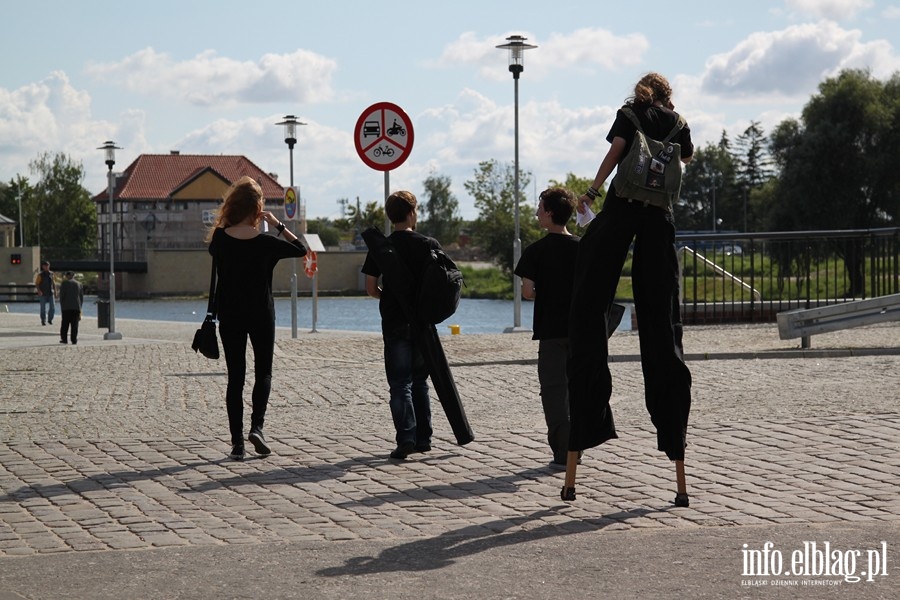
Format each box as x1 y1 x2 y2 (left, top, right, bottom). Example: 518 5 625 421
92 154 284 202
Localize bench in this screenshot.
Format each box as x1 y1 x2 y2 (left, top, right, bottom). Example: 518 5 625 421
776 293 900 348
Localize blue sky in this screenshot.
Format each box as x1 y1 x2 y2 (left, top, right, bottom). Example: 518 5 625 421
2 0 899 220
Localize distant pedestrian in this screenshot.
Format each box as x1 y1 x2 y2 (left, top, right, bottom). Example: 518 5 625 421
58 271 84 345
35 260 56 325
206 176 308 461
514 187 580 468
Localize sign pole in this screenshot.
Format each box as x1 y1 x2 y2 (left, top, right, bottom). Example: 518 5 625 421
384 171 391 235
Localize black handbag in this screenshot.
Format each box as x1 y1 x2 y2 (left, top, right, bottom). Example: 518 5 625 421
191 257 220 359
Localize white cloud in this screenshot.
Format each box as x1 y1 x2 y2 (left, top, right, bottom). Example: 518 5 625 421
433 29 649 82
0 71 125 191
700 21 899 100
85 48 338 107
882 5 900 18
784 0 873 20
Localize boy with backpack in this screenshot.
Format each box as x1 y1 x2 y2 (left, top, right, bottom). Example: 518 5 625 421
361 191 443 460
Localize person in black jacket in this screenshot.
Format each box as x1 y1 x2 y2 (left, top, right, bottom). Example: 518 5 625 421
568 72 694 504
361 191 441 460
58 271 84 344
206 176 307 460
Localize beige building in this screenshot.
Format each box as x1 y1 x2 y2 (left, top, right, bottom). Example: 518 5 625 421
92 152 286 261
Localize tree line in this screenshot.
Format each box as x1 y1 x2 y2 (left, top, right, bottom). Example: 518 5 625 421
2 68 897 273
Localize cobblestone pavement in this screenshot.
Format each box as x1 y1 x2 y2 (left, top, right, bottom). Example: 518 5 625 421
1 312 898 598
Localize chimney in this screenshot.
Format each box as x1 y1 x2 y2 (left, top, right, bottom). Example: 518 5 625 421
170 150 180 155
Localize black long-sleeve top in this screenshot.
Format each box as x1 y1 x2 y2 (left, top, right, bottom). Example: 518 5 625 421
208 227 307 324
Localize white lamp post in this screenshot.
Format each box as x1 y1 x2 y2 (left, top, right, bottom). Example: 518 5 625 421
276 115 307 339
497 34 536 332
98 141 123 340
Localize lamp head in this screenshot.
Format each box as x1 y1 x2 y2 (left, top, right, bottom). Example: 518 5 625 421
496 35 537 79
97 140 122 170
276 115 307 149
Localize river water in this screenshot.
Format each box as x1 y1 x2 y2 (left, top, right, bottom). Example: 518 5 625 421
5 296 633 336
5 296 533 335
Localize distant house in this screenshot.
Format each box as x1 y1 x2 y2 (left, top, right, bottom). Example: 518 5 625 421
92 152 283 260
0 213 15 247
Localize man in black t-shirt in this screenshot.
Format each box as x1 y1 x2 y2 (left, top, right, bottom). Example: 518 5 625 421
514 187 579 468
362 191 441 460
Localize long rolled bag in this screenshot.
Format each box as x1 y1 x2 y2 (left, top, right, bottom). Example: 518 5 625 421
362 227 474 446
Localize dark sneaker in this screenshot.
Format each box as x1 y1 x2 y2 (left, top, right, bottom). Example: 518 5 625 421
390 442 416 460
229 444 246 461
413 444 431 453
248 430 271 456
59 340 67 344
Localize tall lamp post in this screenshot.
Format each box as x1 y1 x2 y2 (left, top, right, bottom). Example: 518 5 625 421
276 115 306 339
98 141 123 340
497 34 536 332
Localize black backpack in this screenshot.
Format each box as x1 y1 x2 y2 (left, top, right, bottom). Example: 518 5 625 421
416 248 463 324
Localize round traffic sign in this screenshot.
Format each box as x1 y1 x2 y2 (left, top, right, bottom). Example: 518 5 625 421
354 102 414 171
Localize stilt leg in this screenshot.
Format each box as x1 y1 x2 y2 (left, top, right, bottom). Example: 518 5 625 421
560 450 578 501
674 459 689 507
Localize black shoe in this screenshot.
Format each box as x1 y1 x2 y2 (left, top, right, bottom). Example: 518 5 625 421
48 320 53 324
59 340 67 344
390 442 416 460
229 444 246 461
248 430 271 456
413 444 431 453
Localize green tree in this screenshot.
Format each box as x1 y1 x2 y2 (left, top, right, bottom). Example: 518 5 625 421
769 68 899 231
677 137 737 231
28 152 96 258
465 159 539 274
345 198 386 232
768 68 900 294
732 121 774 231
305 218 341 247
418 173 462 245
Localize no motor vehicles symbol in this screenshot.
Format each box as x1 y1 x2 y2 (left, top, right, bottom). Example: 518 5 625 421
354 102 414 171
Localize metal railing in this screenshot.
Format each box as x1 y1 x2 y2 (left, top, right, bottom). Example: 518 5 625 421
674 228 900 324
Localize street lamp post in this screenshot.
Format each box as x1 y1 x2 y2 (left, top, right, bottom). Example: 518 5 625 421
276 115 307 339
98 141 123 340
16 187 24 247
497 35 536 332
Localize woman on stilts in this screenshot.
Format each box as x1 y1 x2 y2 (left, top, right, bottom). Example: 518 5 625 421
564 72 693 506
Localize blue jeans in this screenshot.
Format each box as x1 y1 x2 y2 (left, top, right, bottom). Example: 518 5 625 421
383 325 432 447
39 295 55 324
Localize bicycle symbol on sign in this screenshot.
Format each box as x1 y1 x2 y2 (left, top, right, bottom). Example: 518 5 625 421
387 118 406 137
373 145 395 158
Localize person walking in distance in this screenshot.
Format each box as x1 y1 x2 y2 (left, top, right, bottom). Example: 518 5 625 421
567 72 694 506
35 260 56 325
58 271 84 344
514 187 580 469
206 176 307 461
